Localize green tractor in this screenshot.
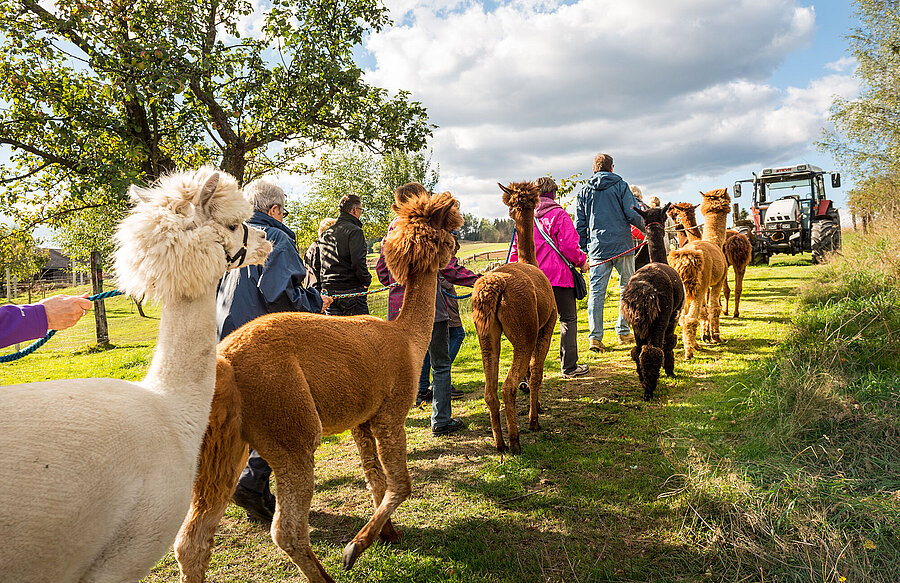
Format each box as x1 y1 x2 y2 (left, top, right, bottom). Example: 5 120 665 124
733 164 842 265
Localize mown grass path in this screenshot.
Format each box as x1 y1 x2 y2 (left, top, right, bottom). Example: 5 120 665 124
0 255 813 582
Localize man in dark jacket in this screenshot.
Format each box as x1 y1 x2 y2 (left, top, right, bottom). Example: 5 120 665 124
317 194 372 315
216 178 331 523
575 153 644 352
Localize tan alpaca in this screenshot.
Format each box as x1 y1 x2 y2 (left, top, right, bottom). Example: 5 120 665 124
697 188 753 318
174 191 463 583
667 196 727 359
471 182 558 454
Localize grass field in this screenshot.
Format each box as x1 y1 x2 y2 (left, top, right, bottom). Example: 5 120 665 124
2 249 895 582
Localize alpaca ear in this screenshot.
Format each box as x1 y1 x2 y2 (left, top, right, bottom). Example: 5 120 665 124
128 184 153 204
663 202 672 213
699 190 705 196
498 182 512 196
691 204 699 210
634 206 647 218
195 172 220 214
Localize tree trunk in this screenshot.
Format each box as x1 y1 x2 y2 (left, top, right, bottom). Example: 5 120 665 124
90 251 110 345
221 147 247 184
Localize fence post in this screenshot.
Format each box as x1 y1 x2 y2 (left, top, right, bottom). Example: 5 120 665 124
90 251 110 345
5 268 9 303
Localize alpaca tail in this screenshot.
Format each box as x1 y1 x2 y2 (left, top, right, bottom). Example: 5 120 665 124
621 278 660 338
668 248 704 298
723 231 752 268
472 272 505 334
192 356 247 510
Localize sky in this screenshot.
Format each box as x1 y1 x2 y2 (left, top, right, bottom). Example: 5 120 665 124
350 0 860 221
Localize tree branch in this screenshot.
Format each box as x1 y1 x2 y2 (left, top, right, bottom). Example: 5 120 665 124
0 161 53 184
0 203 111 245
0 137 85 174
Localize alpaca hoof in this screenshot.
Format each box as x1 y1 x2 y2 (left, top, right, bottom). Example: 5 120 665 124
343 541 363 570
529 420 541 431
509 441 521 455
496 442 507 454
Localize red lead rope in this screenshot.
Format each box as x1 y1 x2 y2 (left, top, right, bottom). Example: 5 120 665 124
586 240 648 268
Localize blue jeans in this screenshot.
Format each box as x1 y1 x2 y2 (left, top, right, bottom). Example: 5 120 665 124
424 321 452 429
419 325 465 392
587 254 635 342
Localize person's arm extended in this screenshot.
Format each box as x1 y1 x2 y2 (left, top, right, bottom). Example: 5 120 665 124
258 236 324 313
441 257 480 287
552 212 588 267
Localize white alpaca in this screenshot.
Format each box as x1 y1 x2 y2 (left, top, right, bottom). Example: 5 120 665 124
0 168 271 582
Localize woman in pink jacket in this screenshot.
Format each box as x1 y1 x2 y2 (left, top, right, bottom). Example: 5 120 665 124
510 177 589 378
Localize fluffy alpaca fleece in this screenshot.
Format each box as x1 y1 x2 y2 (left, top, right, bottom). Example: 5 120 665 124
0 168 270 583
174 191 463 583
668 197 727 359
621 204 685 400
471 182 558 454
722 230 752 317
699 187 752 318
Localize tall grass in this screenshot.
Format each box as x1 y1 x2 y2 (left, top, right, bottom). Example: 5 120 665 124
665 223 900 582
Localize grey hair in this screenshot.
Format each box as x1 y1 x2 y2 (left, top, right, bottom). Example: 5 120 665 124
243 179 285 213
630 185 643 200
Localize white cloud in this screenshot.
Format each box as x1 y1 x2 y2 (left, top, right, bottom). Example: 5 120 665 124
362 0 859 217
825 56 856 72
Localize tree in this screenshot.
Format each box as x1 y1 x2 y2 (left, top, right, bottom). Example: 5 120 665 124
0 0 433 237
0 226 47 303
819 0 900 178
459 212 480 240
288 146 439 247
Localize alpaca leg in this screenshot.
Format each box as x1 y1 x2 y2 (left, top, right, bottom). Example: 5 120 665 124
707 282 724 343
527 318 556 432
478 321 506 452
269 455 334 583
682 298 700 359
631 343 644 384
723 274 731 316
733 266 746 318
343 423 412 569
639 345 664 401
699 298 712 343
176 359 251 583
503 347 534 455
350 422 400 543
663 312 679 377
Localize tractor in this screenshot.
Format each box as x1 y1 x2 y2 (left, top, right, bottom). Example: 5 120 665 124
733 164 842 264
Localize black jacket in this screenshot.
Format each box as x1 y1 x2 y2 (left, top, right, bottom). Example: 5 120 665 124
317 211 372 293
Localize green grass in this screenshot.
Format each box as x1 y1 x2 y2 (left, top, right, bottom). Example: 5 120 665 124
3 249 895 582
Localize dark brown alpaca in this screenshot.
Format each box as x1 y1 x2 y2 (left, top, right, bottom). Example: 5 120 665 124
722 231 752 317
621 204 685 400
471 181 558 454
174 190 463 583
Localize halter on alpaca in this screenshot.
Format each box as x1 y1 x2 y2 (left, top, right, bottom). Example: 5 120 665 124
0 168 270 582
175 190 463 583
471 181 558 454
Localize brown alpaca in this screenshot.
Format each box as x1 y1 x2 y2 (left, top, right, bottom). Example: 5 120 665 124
471 181 558 454
667 199 727 359
698 188 753 318
174 191 463 583
621 204 684 400
668 202 701 246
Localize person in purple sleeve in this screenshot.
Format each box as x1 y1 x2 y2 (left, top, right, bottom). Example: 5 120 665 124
0 294 93 349
510 176 590 378
375 183 480 437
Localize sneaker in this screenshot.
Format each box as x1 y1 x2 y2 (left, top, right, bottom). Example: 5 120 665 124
561 363 590 379
450 385 464 400
589 339 606 352
415 388 434 407
232 484 274 524
432 418 465 436
618 333 635 345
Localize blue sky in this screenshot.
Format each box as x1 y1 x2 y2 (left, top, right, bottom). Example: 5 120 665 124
357 0 861 222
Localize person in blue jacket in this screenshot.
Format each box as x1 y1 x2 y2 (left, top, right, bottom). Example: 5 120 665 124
216 177 331 523
575 153 644 353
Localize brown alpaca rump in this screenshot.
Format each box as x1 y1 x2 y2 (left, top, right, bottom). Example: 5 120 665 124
699 188 730 216
176 191 463 583
668 248 705 297
383 192 462 284
621 279 661 337
638 345 664 401
724 231 752 267
471 271 508 332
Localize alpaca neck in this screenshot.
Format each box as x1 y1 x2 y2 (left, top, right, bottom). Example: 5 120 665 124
395 268 439 349
702 213 727 246
515 209 538 266
646 226 668 263
679 215 702 242
143 287 217 415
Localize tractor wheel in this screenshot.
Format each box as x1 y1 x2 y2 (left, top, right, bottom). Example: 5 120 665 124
811 218 839 264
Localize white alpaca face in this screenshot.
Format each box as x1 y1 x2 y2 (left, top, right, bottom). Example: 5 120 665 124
114 168 271 301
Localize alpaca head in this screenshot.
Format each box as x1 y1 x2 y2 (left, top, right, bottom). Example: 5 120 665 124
699 188 731 216
669 202 699 227
382 190 463 284
114 167 272 301
498 181 540 223
634 204 671 238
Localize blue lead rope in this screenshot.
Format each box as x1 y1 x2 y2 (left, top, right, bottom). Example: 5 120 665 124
0 289 126 364
441 289 472 300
